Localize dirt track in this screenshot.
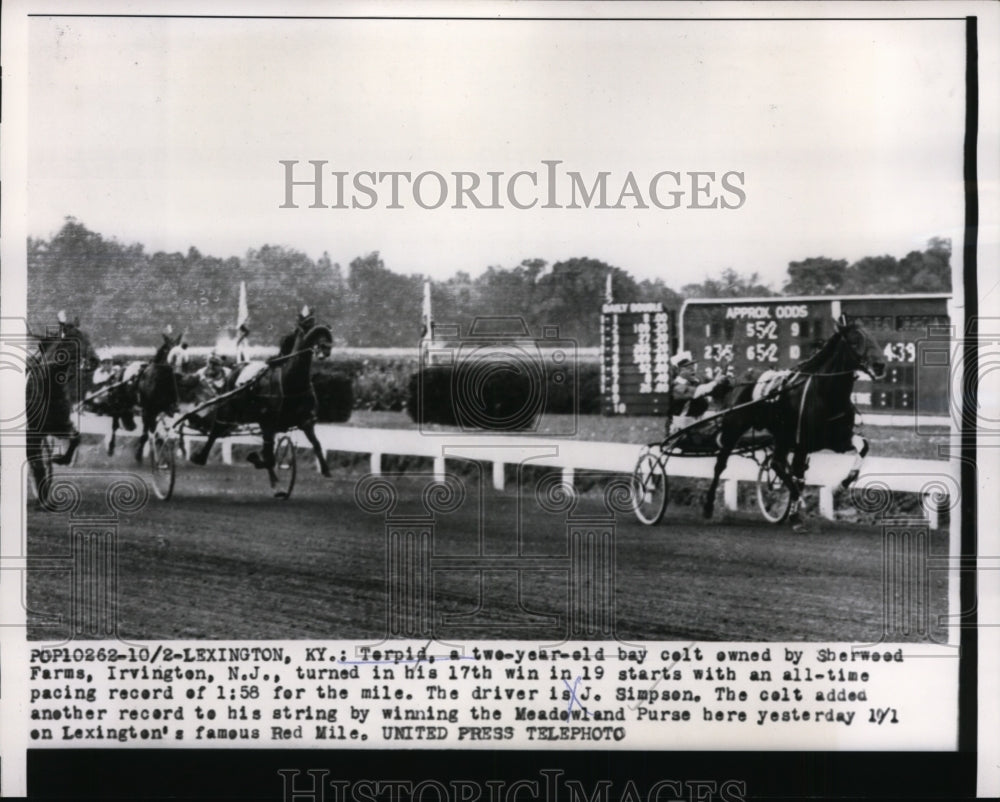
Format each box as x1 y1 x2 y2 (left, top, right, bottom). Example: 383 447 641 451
26 447 949 643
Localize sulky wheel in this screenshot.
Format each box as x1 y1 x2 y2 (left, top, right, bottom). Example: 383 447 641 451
756 454 792 523
631 448 668 526
149 416 176 501
272 435 297 500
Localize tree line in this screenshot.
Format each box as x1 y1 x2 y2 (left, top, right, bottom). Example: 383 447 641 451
27 218 951 349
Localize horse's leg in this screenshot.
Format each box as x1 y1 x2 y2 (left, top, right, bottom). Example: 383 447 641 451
253 430 280 488
704 428 739 519
191 426 220 466
53 425 80 466
785 445 810 526
136 410 153 462
26 435 50 508
301 421 330 477
247 430 277 472
108 416 118 456
840 434 869 489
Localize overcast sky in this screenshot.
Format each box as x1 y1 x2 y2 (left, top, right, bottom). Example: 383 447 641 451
27 14 968 288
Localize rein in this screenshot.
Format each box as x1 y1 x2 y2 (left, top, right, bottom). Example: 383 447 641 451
80 376 134 404
267 345 321 365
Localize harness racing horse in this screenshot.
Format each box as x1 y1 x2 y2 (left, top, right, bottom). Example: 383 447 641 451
188 324 334 491
83 364 141 456
703 317 885 526
134 331 186 463
25 319 97 506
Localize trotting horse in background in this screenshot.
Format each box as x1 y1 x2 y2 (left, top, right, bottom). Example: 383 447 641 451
187 324 334 491
82 361 141 456
25 317 98 506
703 317 886 526
134 330 185 463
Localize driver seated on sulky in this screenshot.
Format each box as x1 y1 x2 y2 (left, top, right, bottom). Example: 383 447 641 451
193 351 228 403
91 354 120 387
84 352 124 407
667 351 730 440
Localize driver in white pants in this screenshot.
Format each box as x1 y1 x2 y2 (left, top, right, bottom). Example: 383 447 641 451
668 351 728 437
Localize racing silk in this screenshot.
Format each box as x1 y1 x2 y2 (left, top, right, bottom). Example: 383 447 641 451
92 365 116 385
669 374 701 416
752 370 791 403
278 318 314 357
234 361 269 388
122 361 146 383
195 363 228 394
277 331 299 357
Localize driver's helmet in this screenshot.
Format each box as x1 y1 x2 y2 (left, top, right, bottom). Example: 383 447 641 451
670 350 695 370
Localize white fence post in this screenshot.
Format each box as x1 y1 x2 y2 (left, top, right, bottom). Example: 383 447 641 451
723 479 739 512
492 461 506 491
433 456 446 483
561 466 574 491
221 442 233 466
369 452 381 475
819 487 835 521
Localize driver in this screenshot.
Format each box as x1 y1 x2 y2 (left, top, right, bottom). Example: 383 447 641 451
667 351 730 439
277 305 316 357
92 353 118 386
84 351 123 408
194 351 228 401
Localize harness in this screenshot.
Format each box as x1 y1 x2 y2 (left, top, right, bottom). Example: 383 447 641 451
173 345 319 429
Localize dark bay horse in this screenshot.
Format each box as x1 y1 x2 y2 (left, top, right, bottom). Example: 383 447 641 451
134 331 185 462
703 318 885 525
188 324 334 491
25 319 97 506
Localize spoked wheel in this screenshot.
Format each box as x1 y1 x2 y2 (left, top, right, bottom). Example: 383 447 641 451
756 454 792 523
272 435 297 499
631 448 668 525
149 417 177 501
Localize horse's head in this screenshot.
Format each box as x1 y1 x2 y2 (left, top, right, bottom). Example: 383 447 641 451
152 328 183 364
301 324 333 361
836 316 886 380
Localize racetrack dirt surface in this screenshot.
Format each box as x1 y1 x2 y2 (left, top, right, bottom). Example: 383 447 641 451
25 446 950 644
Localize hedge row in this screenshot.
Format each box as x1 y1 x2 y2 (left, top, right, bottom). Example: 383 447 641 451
405 363 602 427
315 357 602 424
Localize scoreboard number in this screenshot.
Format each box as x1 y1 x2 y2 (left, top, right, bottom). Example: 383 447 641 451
702 343 733 362
746 343 779 362
601 302 672 415
882 342 917 363
745 321 778 340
